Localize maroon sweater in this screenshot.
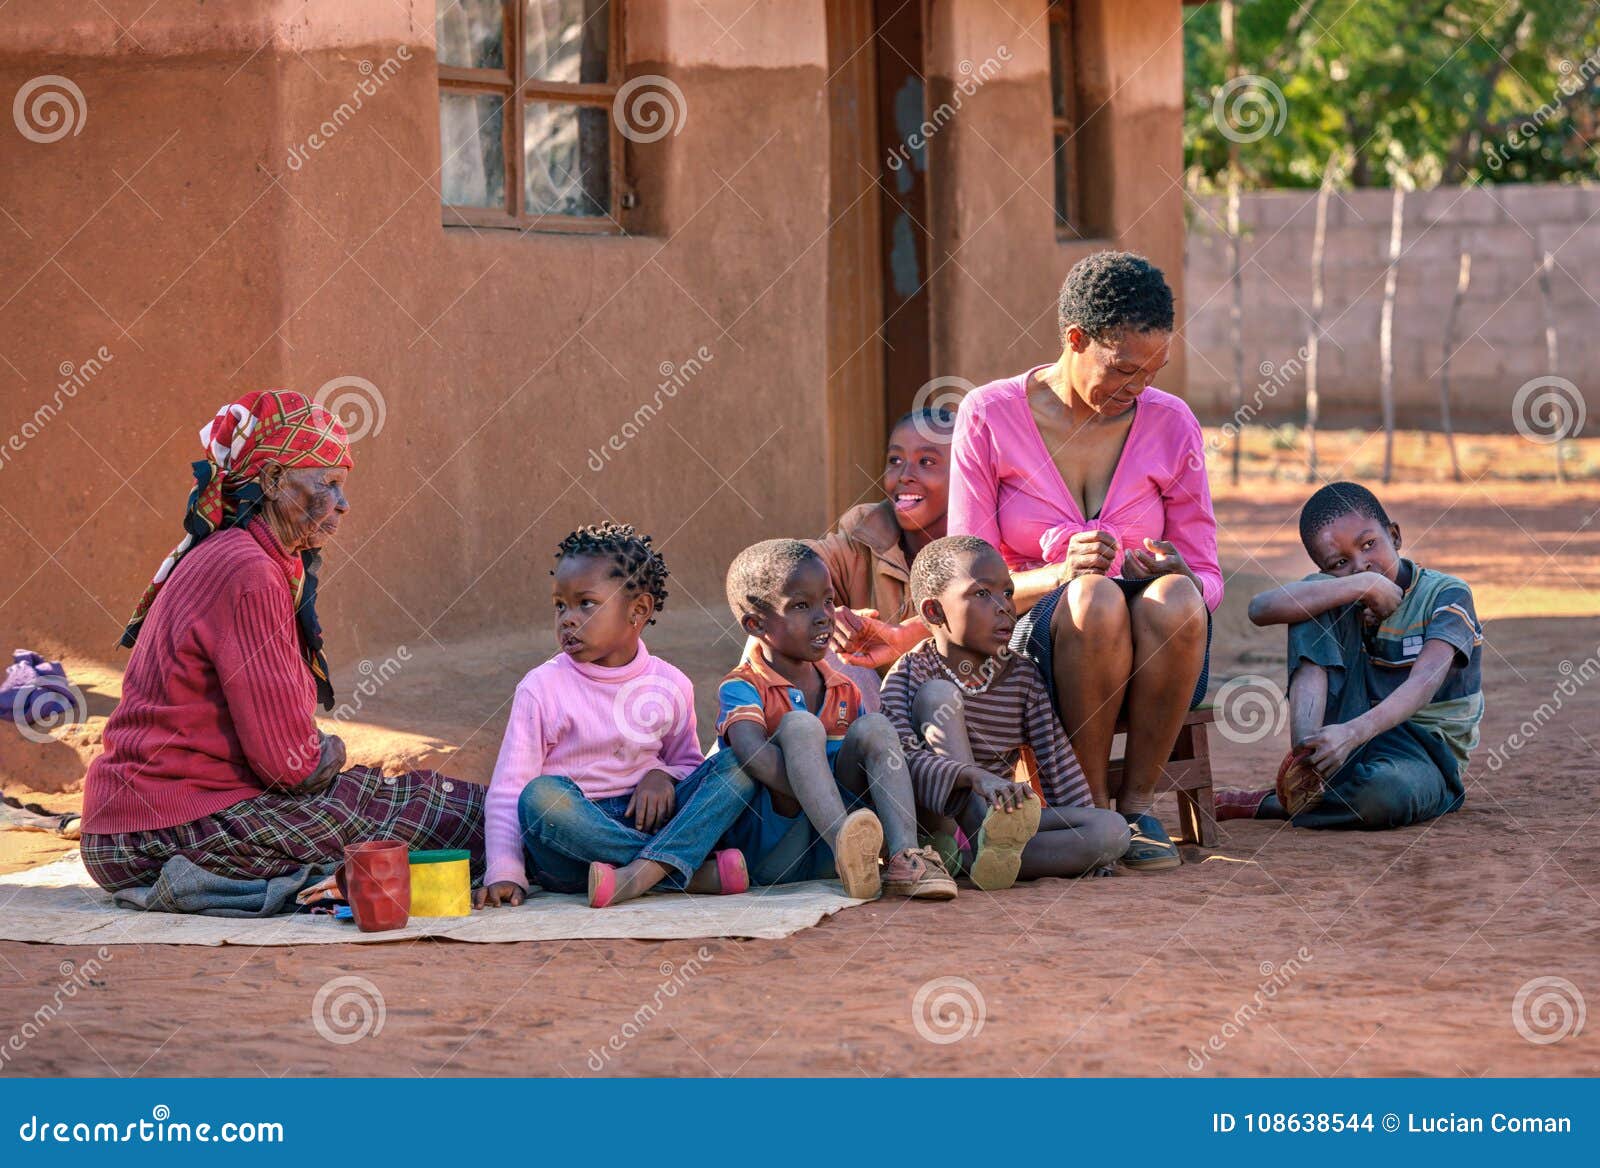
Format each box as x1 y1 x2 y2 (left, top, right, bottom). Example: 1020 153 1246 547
83 518 322 835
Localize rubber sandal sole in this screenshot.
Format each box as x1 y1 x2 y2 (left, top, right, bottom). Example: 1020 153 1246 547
967 794 1043 891
833 809 883 900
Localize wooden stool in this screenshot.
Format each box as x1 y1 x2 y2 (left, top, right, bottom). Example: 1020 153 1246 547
1106 706 1218 847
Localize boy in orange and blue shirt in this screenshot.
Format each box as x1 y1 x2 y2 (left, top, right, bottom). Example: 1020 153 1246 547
715 539 956 901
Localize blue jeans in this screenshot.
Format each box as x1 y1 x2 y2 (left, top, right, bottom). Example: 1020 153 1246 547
517 750 755 893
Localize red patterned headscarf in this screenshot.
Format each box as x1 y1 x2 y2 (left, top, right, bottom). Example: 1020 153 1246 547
121 390 353 708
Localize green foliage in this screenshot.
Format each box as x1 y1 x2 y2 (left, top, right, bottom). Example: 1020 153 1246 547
1184 0 1600 189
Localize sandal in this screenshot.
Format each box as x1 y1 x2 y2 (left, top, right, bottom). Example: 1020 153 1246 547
712 848 749 895
1215 787 1272 821
588 862 618 908
967 792 1042 891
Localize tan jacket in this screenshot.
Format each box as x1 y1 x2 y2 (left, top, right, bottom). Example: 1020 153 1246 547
809 501 914 622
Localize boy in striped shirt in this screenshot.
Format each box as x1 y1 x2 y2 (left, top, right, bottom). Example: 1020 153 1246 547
1219 481 1484 828
882 535 1132 888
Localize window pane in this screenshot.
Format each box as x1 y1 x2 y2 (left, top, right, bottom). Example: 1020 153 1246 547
440 92 507 208
436 0 506 70
525 0 611 84
1049 20 1068 119
524 101 610 217
1054 132 1076 235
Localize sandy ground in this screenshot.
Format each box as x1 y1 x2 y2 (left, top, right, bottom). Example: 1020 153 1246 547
2 437 1598 1076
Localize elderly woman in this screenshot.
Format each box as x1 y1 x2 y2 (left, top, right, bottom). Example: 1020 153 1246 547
948 252 1220 872
81 390 483 896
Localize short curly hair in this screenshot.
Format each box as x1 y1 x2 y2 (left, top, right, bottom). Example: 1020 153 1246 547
1297 482 1392 555
553 522 669 623
1057 251 1175 342
725 539 819 621
909 535 1003 609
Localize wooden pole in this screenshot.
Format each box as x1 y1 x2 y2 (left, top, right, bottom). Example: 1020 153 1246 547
1534 244 1566 483
1439 250 1469 483
1305 150 1337 483
1223 0 1244 485
1379 184 1405 483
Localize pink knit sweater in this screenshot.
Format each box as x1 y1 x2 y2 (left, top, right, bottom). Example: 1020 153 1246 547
948 371 1224 611
484 642 704 891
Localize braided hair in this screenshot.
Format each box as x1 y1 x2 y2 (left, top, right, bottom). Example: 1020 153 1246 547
553 522 669 623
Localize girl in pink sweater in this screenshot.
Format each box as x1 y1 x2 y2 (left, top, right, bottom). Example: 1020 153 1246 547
477 524 752 909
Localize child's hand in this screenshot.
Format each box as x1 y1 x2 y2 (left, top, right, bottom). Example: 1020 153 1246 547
627 770 677 832
1301 721 1363 778
1356 571 1403 618
971 770 1036 812
475 881 526 908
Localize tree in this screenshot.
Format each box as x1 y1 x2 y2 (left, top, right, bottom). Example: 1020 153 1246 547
1184 0 1600 191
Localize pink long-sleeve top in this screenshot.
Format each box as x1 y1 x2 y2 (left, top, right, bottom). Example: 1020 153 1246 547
484 641 704 891
948 371 1223 612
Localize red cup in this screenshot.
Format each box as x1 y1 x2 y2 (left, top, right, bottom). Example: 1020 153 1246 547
341 840 411 932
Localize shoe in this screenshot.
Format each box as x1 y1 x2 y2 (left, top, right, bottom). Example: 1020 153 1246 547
1215 787 1272 821
882 846 958 900
925 829 966 877
1121 812 1182 871
588 862 618 908
832 809 884 900
967 793 1043 891
1276 747 1324 816
712 848 749 895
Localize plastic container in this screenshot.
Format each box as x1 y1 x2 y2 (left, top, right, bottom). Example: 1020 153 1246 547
342 840 411 932
408 849 472 917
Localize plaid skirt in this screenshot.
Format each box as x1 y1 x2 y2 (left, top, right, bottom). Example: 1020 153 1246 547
81 766 485 892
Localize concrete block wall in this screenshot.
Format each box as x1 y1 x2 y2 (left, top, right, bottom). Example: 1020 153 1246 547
1184 183 1600 434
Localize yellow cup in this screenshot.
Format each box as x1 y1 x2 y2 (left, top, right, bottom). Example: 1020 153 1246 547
408 849 472 917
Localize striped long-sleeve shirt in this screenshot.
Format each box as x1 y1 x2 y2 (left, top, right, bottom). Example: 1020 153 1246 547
880 640 1091 815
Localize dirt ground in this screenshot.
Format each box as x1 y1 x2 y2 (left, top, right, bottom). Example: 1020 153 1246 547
3 433 1598 1076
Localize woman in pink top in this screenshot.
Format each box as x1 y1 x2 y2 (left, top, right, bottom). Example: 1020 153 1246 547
948 252 1219 872
477 523 754 909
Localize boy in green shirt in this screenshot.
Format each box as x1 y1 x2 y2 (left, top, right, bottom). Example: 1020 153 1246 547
1218 482 1483 828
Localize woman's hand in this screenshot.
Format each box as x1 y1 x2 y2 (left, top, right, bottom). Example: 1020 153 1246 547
626 770 677 832
830 607 878 655
297 732 345 796
835 609 927 668
1123 537 1188 579
474 881 526 909
1061 529 1118 580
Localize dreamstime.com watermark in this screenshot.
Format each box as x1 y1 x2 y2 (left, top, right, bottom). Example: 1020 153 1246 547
0 950 112 1072
1479 645 1600 773
1186 947 1314 1071
612 74 687 143
13 74 86 142
1485 48 1600 172
0 346 114 474
1212 74 1287 144
587 346 714 472
286 49 412 171
1188 347 1309 472
885 49 1012 172
586 948 714 1070
314 375 386 443
284 647 413 774
1212 674 1288 745
1511 375 1586 445
1511 976 1585 1045
311 975 386 1046
16 1107 282 1144
912 976 986 1044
